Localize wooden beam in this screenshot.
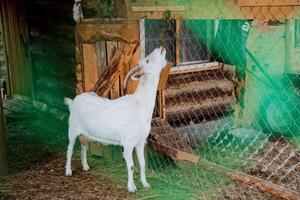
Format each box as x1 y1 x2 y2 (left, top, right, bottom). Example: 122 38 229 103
0 94 7 175
76 19 139 43
238 0 300 6
199 159 300 200
131 5 186 12
157 63 171 91
170 62 222 75
149 139 300 200
114 0 129 17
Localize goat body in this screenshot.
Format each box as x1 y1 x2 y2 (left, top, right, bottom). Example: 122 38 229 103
65 47 167 192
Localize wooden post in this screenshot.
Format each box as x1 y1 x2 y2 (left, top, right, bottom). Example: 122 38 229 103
114 0 128 18
0 94 7 175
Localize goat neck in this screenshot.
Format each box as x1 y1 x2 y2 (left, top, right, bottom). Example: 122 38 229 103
132 70 161 118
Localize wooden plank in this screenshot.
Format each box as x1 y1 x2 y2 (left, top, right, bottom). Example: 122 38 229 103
106 41 119 69
1 0 34 97
111 78 120 99
176 151 199 164
0 93 7 175
157 63 172 90
76 19 139 43
95 41 107 78
238 0 300 6
82 44 99 91
76 64 83 82
175 20 180 67
161 90 166 120
131 5 186 12
170 62 222 75
103 145 114 160
157 91 163 118
89 142 104 157
112 146 123 162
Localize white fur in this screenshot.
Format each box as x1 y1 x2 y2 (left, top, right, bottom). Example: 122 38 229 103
65 47 167 192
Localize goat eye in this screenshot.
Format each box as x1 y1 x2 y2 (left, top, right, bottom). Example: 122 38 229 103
146 59 149 64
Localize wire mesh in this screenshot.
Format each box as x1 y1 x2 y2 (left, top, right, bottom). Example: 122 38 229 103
134 1 300 199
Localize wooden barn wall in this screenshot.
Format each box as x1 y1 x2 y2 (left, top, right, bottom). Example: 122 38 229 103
0 9 6 80
26 0 76 110
1 0 33 97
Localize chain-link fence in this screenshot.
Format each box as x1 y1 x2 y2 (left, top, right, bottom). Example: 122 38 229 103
128 1 300 199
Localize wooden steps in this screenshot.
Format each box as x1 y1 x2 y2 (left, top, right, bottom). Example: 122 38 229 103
164 67 236 126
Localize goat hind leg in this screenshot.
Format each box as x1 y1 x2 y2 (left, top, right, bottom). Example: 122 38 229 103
81 145 89 171
123 145 137 192
136 142 150 188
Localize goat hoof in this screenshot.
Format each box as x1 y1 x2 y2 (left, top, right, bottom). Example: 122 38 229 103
142 182 151 189
83 164 90 171
128 184 137 193
65 168 72 176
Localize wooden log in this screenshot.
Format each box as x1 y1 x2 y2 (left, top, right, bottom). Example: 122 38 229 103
198 158 300 200
148 139 300 200
0 94 7 175
35 77 75 95
30 43 73 58
238 0 300 6
76 19 139 43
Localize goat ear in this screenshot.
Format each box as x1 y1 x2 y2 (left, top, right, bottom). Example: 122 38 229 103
131 68 145 80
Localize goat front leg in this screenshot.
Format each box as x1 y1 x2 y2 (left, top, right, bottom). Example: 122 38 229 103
65 137 76 176
136 142 150 188
123 144 137 192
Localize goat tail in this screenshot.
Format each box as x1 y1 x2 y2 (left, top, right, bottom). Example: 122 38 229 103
64 97 73 108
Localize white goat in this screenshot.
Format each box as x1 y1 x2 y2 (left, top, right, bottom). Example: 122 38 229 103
64 47 167 192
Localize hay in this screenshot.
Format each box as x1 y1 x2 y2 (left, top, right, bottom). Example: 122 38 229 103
0 155 130 200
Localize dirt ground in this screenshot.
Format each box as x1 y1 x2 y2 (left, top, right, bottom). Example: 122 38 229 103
2 99 300 200
0 99 130 200
0 154 130 200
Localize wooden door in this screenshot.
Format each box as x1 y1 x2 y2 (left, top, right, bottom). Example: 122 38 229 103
1 0 33 97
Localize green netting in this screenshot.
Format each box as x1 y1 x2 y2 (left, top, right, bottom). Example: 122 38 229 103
137 6 300 199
